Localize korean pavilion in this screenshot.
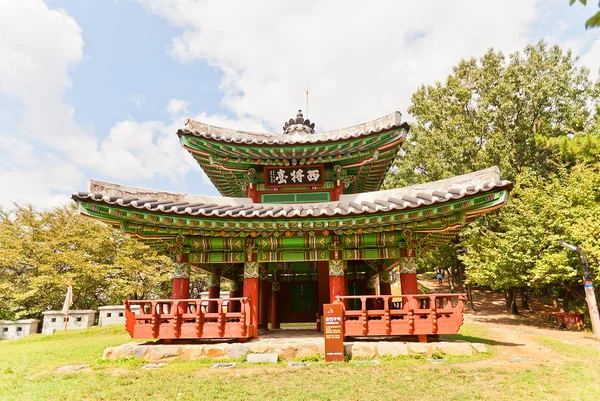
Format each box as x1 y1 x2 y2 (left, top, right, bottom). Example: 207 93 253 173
72 110 511 341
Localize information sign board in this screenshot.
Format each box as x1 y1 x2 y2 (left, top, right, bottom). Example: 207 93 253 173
323 303 345 362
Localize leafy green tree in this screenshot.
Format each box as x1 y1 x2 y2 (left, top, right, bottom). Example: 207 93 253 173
384 41 599 314
569 0 600 29
461 165 600 312
0 205 181 319
385 41 594 189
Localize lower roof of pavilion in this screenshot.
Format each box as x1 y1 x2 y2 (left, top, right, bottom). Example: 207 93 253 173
72 167 511 280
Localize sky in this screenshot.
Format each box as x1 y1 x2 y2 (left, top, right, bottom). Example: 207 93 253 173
0 0 599 209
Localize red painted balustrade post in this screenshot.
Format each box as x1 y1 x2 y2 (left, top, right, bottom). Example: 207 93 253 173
329 259 347 303
243 262 260 338
208 268 221 313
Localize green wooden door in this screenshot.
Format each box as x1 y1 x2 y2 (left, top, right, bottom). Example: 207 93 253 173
290 284 316 313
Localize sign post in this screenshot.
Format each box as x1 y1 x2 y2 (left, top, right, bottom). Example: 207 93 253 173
560 241 600 338
323 303 345 362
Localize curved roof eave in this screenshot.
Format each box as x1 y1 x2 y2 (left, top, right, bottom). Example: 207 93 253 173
72 167 512 219
178 112 409 145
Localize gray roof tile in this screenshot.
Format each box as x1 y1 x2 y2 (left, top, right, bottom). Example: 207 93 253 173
72 167 512 219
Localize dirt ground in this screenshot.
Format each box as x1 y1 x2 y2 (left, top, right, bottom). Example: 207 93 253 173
423 278 600 368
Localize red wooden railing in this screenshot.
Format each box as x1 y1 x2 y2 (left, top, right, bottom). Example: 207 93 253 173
124 298 252 340
334 294 465 337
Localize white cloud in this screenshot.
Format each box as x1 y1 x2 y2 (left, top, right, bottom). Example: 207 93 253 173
0 1 216 209
167 98 190 119
2 0 599 210
138 0 539 130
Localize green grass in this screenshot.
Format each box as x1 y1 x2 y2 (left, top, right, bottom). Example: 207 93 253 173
1 326 599 400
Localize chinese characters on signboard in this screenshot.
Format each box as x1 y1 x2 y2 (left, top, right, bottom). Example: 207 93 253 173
265 165 324 188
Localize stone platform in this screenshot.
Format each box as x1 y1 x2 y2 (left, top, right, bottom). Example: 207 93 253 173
103 328 487 362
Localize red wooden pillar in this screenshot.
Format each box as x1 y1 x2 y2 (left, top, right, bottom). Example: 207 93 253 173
172 262 190 300
208 268 221 313
258 265 270 330
243 262 260 338
271 280 280 329
379 271 392 295
400 258 418 295
228 280 240 313
329 259 347 303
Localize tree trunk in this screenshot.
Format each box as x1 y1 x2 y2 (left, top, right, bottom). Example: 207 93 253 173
561 288 571 312
520 290 530 311
466 283 475 311
505 290 512 311
505 289 519 315
456 264 465 293
444 268 453 290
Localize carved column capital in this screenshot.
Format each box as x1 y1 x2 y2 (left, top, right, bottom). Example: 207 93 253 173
328 259 347 277
244 261 260 279
173 263 191 279
399 257 417 274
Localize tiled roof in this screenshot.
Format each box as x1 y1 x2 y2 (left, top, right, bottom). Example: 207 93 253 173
72 167 511 219
178 112 408 145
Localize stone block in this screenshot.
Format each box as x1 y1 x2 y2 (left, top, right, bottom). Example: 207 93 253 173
56 364 90 372
132 346 149 359
179 345 206 360
103 347 115 360
248 344 269 353
376 342 409 357
204 345 227 359
247 353 278 363
147 345 182 362
350 343 377 359
276 346 298 361
344 343 353 358
295 346 320 358
407 343 433 354
437 342 473 356
227 344 249 359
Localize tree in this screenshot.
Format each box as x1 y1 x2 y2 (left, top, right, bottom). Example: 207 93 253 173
385 41 594 189
0 205 185 320
461 165 600 312
569 0 600 29
383 41 599 314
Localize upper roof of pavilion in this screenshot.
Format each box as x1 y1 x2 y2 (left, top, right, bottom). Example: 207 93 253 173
177 111 410 196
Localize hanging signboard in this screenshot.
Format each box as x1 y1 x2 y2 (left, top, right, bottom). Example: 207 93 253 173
264 165 324 188
323 303 345 362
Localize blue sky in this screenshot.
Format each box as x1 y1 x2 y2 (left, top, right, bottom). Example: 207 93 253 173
0 0 599 208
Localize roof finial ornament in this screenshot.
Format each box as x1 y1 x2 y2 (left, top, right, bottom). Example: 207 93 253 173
283 109 315 134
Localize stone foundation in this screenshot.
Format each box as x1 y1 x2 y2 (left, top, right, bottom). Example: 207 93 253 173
104 336 485 363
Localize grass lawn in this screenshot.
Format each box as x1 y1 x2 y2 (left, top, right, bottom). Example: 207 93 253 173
1 325 599 401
